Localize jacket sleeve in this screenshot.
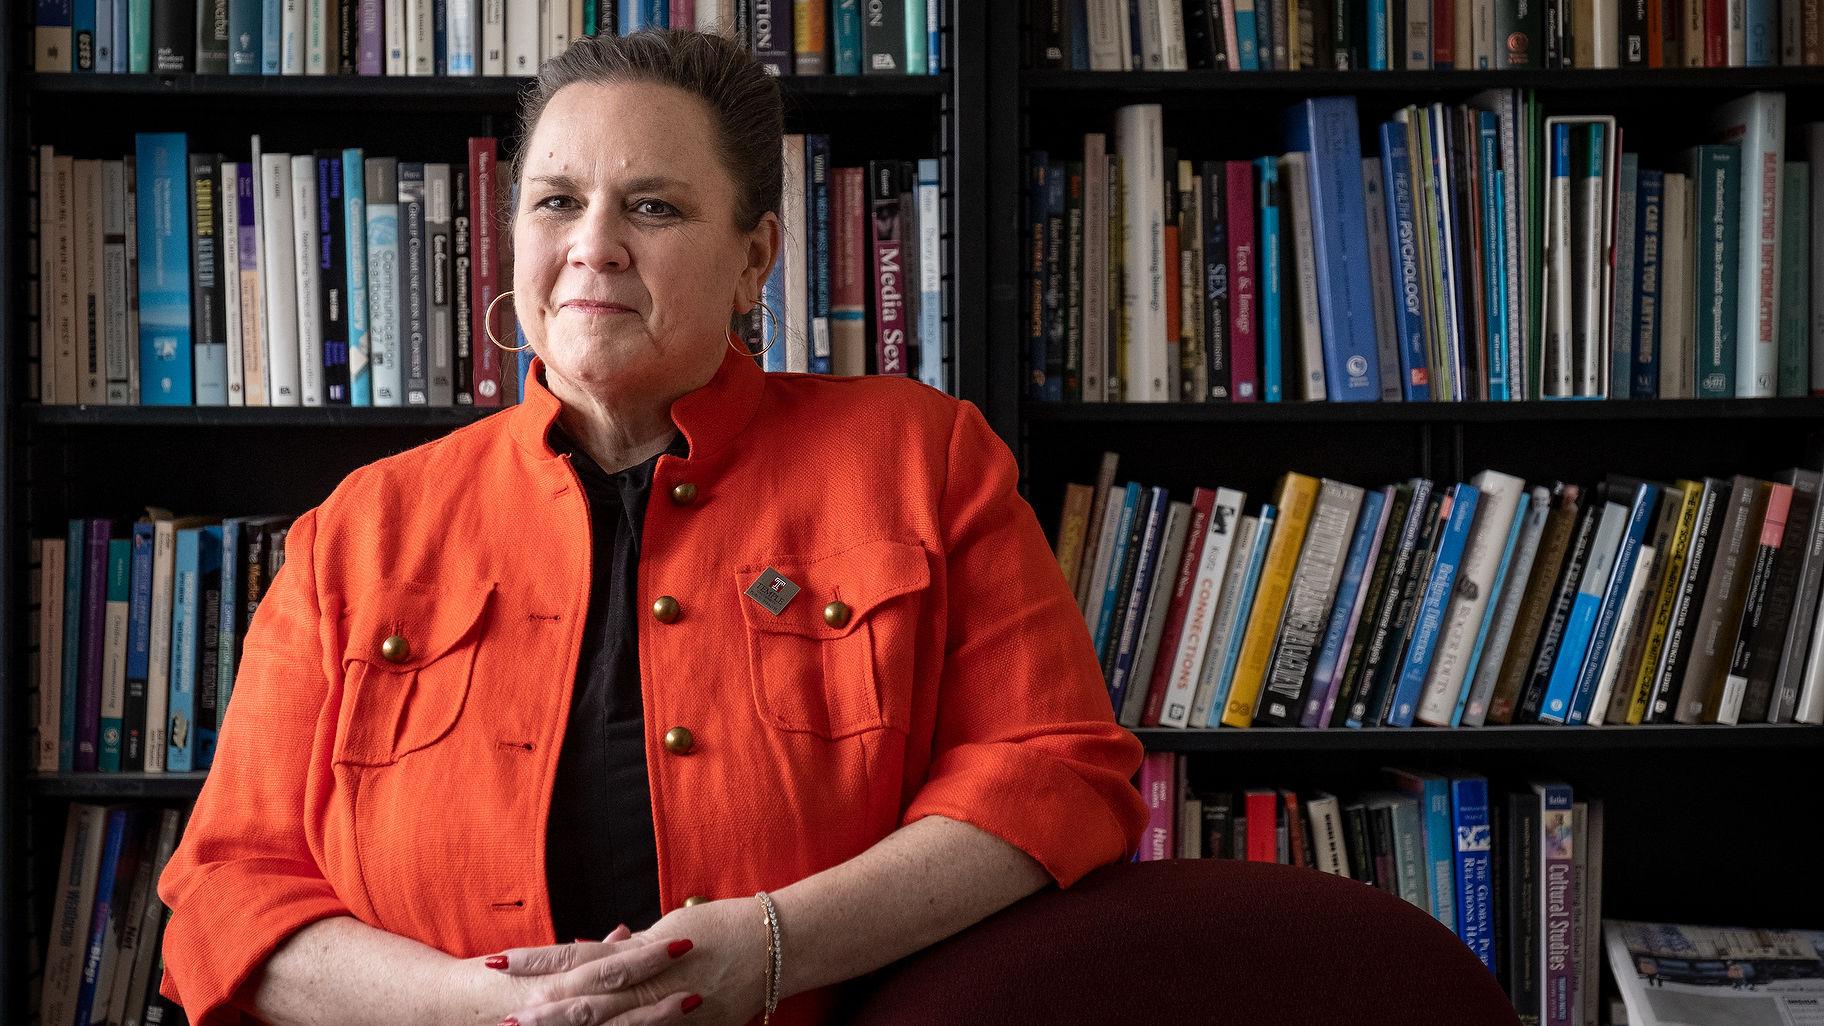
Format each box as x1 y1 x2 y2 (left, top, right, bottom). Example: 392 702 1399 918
901 400 1147 886
157 509 355 1026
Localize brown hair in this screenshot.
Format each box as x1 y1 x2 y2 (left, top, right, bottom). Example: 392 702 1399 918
510 30 785 232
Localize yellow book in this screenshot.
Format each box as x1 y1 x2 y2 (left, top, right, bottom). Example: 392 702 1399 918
1625 479 1704 723
1221 472 1320 728
1055 482 1095 593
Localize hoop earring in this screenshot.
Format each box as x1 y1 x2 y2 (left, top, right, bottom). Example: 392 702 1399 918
486 290 533 352
726 301 781 358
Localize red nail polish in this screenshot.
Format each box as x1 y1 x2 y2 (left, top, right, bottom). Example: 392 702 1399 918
668 939 693 958
574 937 593 944
499 1018 520 1026
682 995 703 1014
485 955 509 970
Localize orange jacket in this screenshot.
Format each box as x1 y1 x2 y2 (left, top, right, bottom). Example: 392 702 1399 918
158 347 1147 1025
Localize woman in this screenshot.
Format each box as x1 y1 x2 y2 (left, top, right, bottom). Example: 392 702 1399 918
157 30 1146 1026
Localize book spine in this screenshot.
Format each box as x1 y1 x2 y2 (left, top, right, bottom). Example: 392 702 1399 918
220 162 245 406
1419 472 1524 726
469 139 502 405
869 160 910 375
38 538 66 773
1770 472 1824 721
425 163 454 406
1258 481 1364 726
1289 97 1383 400
365 157 402 407
1649 481 1726 720
1223 473 1319 727
1388 484 1480 726
830 166 867 377
318 154 351 405
1141 488 1217 726
193 526 222 769
398 162 429 404
861 0 904 70
342 149 370 407
1120 501 1194 725
1457 488 1537 726
916 157 942 390
134 133 193 405
259 151 301 406
290 154 324 407
1344 481 1427 725
1631 169 1664 397
1205 508 1276 724
1518 494 1601 722
103 161 132 405
1537 784 1575 1026
1692 145 1740 398
1566 487 1656 723
1306 487 1388 726
1452 777 1496 971
99 539 130 772
75 519 110 772
1227 160 1259 399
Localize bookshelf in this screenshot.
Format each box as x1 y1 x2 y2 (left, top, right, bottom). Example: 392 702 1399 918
0 6 988 1022
990 2 1824 1012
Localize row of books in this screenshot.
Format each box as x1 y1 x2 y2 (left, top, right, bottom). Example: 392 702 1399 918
38 805 187 1026
30 0 942 77
27 513 294 776
1031 94 1817 404
1134 753 1605 1026
1056 452 1824 729
1028 0 1824 70
29 134 943 408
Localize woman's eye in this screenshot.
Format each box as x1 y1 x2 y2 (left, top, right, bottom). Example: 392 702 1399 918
536 195 574 212
633 199 678 217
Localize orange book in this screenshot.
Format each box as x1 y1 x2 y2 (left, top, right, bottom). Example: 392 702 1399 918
793 0 828 74
1055 482 1096 592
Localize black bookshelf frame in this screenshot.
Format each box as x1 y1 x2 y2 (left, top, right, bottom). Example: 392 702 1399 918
1 11 22 1025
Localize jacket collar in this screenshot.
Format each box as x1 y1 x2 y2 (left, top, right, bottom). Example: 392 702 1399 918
509 346 766 463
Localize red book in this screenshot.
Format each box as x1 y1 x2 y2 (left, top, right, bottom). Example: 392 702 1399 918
467 137 502 406
1244 788 1280 863
1432 0 1455 66
1706 0 1728 64
867 160 909 376
1226 160 1259 401
1140 487 1217 726
1135 752 1177 861
669 0 694 29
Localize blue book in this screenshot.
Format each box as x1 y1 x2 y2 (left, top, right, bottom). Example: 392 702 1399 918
60 519 85 773
621 0 666 30
762 227 787 373
93 0 112 70
1566 483 1657 724
433 0 447 74
1479 114 1508 401
1540 497 1631 723
1746 0 1774 64
1284 97 1381 401
1367 0 1389 68
1256 156 1283 402
1069 0 1089 68
135 132 194 405
167 525 220 772
1304 487 1387 726
228 0 260 72
219 517 246 729
110 0 128 72
98 540 130 772
1207 506 1278 726
518 332 533 400
1449 774 1495 971
1388 768 1456 932
1093 482 1143 660
1378 120 1432 401
833 0 862 73
1631 169 1664 399
343 148 372 406
1042 158 1066 403
1387 483 1481 727
807 134 833 376
124 522 155 771
1233 0 1260 69
926 0 940 74
72 808 137 1026
1450 488 1532 727
1108 486 1173 714
1131 0 1146 67
73 0 95 70
917 157 944 392
261 0 281 72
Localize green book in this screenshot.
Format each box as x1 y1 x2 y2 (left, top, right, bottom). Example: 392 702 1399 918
1779 162 1810 397
1687 144 1740 399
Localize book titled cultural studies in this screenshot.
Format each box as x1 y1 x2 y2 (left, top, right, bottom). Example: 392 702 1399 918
1534 781 1575 1026
1285 97 1382 401
134 133 192 405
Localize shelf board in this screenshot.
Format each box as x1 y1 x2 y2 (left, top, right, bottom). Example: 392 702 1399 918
1022 396 1824 425
26 71 946 104
1131 722 1824 752
30 772 208 799
24 403 500 427
1023 66 1824 94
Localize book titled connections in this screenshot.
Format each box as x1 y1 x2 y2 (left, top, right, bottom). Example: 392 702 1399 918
134 133 192 404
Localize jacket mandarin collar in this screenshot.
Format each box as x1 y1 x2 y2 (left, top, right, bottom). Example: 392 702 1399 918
509 344 766 464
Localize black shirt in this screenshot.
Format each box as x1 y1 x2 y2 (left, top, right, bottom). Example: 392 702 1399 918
544 430 688 940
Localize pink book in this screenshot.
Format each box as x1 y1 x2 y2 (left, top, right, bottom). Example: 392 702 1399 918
1135 752 1177 861
1226 160 1259 400
468 138 502 406
670 1 695 30
867 160 909 376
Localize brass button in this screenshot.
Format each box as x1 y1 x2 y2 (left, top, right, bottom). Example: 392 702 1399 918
381 635 411 663
684 895 709 907
670 482 698 506
823 601 851 629
663 726 694 755
651 595 680 623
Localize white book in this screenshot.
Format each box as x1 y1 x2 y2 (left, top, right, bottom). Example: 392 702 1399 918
259 152 303 407
482 0 506 74
39 146 58 405
1591 0 1619 65
1795 571 1824 722
1159 489 1246 728
1461 485 1552 726
781 135 808 373
507 0 540 75
282 0 305 73
365 157 403 407
145 517 181 772
1306 793 1351 877
37 538 64 774
102 159 131 405
425 163 455 406
408 0 435 74
39 804 107 1026
917 157 942 392
1258 479 1364 726
1119 500 1194 726
1080 485 1129 634
221 162 245 406
1280 152 1326 402
306 0 328 72
696 0 727 32
1586 543 1656 726
1712 91 1785 397
1728 0 1746 64
1083 0 1126 68
1416 469 1527 726
1082 135 1108 403
449 0 477 73
1135 0 1164 68
76 159 106 406
542 0 569 67
1158 0 1189 68
386 0 408 74
1406 0 1431 68
1361 159 1403 402
1187 512 1262 729
1115 104 1170 402
1658 172 1691 400
1472 0 1496 65
290 155 326 407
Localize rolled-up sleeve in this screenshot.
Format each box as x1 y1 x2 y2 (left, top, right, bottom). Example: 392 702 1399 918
902 401 1147 886
157 509 354 1026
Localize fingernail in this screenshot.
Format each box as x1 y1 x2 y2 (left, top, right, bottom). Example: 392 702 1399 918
574 937 593 944
485 955 509 970
499 1019 520 1026
668 939 693 958
682 995 703 1014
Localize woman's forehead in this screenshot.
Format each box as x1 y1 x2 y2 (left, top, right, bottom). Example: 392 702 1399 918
526 81 724 178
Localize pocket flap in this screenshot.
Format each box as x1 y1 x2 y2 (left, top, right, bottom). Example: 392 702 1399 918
735 539 930 638
342 579 494 670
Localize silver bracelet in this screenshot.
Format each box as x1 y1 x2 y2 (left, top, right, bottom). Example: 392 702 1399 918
755 891 782 1023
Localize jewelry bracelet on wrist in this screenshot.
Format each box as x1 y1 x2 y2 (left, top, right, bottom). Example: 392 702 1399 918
755 891 782 1024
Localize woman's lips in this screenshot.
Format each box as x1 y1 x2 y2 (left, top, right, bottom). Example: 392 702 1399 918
561 300 634 313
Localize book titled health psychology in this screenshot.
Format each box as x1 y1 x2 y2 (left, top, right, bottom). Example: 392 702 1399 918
134 133 192 405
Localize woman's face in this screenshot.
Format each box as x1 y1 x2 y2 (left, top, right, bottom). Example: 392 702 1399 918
514 80 777 409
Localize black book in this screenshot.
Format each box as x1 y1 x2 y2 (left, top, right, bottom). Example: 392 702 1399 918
195 0 230 73
337 0 359 73
1355 482 1441 726
1099 486 1155 685
1516 486 1604 722
1184 0 1228 68
1200 161 1231 400
1373 488 1451 725
1030 0 1070 68
1505 789 1541 1026
453 166 474 406
1453 108 1485 398
188 153 228 404
316 152 351 405
1621 0 1650 64
196 550 222 768
860 0 904 71
1342 799 1373 882
1044 157 1066 402
1201 791 1233 859
1332 481 1414 726
1487 793 1509 996
1027 152 1048 399
751 0 791 75
1734 472 1808 723
1646 477 1730 722
1366 799 1397 891
151 0 195 72
1772 469 1824 721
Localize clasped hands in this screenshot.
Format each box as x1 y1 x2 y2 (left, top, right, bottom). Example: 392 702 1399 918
485 897 770 1026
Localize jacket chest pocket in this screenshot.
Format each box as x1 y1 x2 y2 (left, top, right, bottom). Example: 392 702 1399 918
736 540 930 739
334 580 493 767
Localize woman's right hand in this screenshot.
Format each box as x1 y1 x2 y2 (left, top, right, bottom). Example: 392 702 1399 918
483 925 701 1025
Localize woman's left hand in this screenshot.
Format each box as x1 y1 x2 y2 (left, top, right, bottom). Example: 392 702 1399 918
494 899 770 1026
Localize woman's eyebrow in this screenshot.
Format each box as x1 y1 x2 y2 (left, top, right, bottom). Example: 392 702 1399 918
524 173 688 195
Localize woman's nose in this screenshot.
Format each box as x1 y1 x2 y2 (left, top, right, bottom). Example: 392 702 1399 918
568 207 630 270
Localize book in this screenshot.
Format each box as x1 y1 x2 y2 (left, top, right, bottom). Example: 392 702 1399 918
398 161 428 405
134 132 192 405
40 803 109 1026
1718 481 1794 723
1677 475 1769 722
1388 767 1456 931
1114 497 1191 723
1256 477 1363 726
1711 92 1785 397
1416 470 1526 726
868 159 909 376
1201 507 1275 726
1115 104 1170 402
1518 488 1603 723
1222 471 1319 727
75 517 114 773
1625 479 1704 723
189 151 229 405
1143 487 1226 727
37 536 66 773
1284 96 1383 400
1770 470 1824 722
1305 485 1390 727
317 151 353 405
1451 773 1496 971
1505 788 1541 1025
365 155 401 407
1649 477 1731 721
259 148 301 406
1534 781 1575 1026
1348 478 1436 726
1563 481 1657 724
1388 482 1481 727
1136 751 1176 861
74 807 143 1026
424 161 454 406
1687 144 1741 399
1330 481 1414 726
98 538 130 772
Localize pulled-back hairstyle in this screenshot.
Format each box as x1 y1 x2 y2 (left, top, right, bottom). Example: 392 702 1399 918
511 30 785 232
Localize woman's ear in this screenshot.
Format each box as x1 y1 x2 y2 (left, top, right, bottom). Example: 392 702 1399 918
737 211 782 311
